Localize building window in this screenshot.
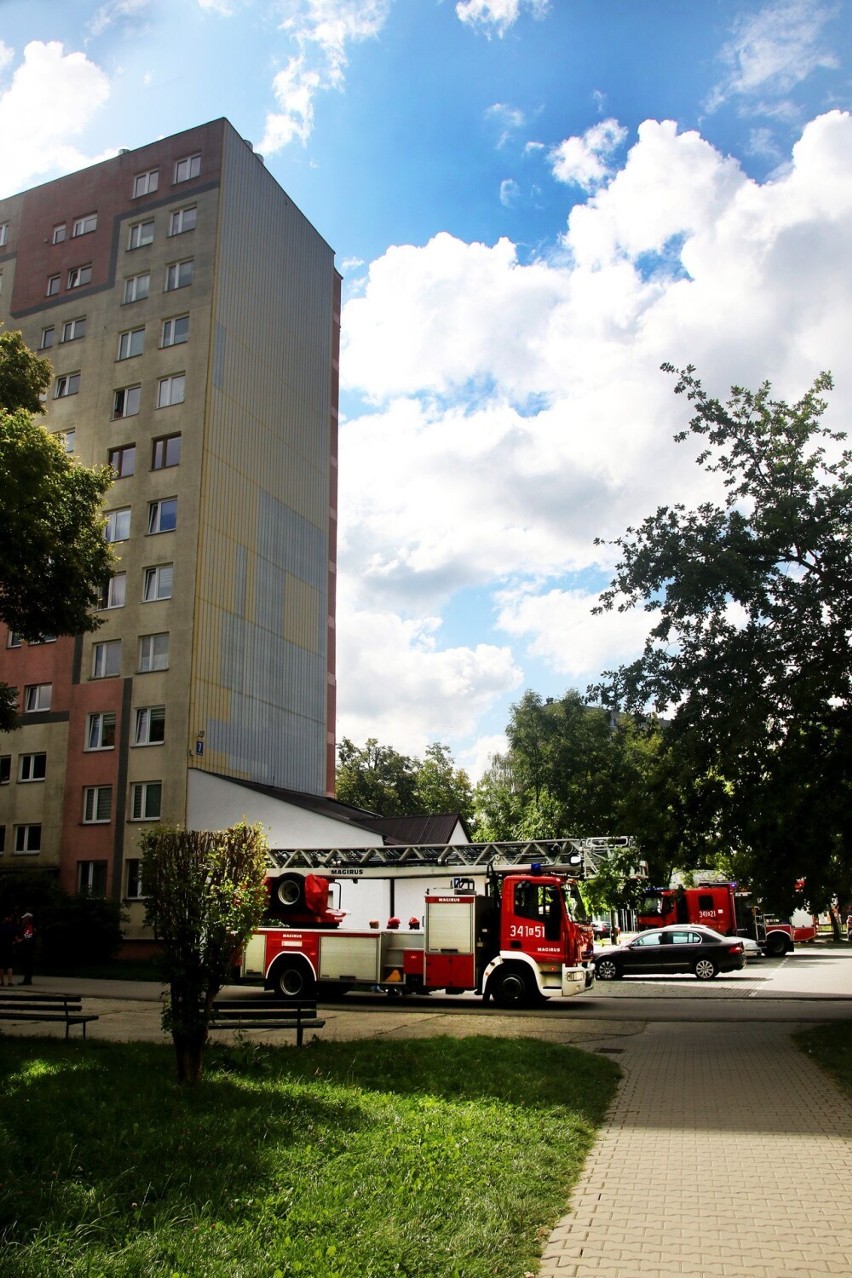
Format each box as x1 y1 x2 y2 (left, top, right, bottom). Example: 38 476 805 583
52 224 66 245
86 711 116 750
61 316 87 342
14 824 42 854
0 825 5 853
55 372 81 398
92 639 121 679
161 315 189 347
169 206 196 236
46 274 61 296
133 169 159 198
128 220 155 250
78 860 108 896
0 756 11 784
157 374 185 407
118 327 145 359
130 781 162 821
143 563 173 601
147 498 177 534
72 213 97 237
113 384 141 419
83 787 112 825
0 222 8 246
59 429 76 454
40 326 55 350
138 633 169 672
152 434 181 469
174 153 201 183
135 705 165 745
19 754 47 783
104 507 131 543
165 259 193 291
108 444 135 478
67 264 92 289
7 634 22 648
23 684 52 713
124 272 150 303
98 572 127 609
126 859 145 898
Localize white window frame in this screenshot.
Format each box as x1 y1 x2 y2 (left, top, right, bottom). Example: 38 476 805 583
118 327 145 360
138 633 169 672
83 786 112 824
55 372 81 398
165 258 193 291
0 222 8 247
18 753 47 782
104 507 131 543
40 326 55 350
130 781 162 821
113 384 141 419
147 498 177 534
52 224 66 245
72 213 97 237
161 315 189 347
67 263 92 289
61 316 86 342
133 169 159 198
86 711 116 751
46 274 60 296
60 429 76 454
99 572 127 609
124 272 150 303
23 684 52 713
128 219 155 250
169 206 197 236
174 153 201 183
157 374 185 407
134 705 165 746
0 756 10 784
143 564 173 601
92 639 121 679
126 859 146 899
108 444 135 478
14 824 42 854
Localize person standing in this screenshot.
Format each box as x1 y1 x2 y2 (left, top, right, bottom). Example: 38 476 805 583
0 915 15 986
16 912 35 986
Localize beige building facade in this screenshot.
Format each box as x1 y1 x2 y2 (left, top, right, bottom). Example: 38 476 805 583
0 119 340 939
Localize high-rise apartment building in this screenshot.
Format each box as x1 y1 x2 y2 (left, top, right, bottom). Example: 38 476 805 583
0 119 339 934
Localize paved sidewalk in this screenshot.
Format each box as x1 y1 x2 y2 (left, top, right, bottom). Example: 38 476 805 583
539 1020 852 1278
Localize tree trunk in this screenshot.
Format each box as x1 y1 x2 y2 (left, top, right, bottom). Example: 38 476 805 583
172 1027 208 1085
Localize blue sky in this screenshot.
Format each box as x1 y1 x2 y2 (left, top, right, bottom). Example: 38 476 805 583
2 0 852 778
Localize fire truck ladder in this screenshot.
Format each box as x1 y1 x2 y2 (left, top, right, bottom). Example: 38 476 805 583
266 836 639 879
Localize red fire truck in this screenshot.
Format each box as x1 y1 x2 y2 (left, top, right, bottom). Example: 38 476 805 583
637 883 816 956
241 839 613 1007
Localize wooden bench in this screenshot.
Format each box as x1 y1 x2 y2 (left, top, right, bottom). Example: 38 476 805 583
0 991 100 1039
210 996 325 1047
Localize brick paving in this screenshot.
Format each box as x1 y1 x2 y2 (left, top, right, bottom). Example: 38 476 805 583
538 1020 852 1278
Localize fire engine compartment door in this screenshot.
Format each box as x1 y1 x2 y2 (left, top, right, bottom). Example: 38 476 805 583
242 931 267 977
318 934 381 983
424 896 476 990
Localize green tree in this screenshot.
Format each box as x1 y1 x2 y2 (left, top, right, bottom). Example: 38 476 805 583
414 742 474 817
336 738 473 820
592 365 852 912
0 331 115 729
141 822 269 1085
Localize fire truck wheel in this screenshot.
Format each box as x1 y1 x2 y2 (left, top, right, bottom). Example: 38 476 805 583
764 932 789 957
693 957 718 980
273 875 305 911
595 956 622 981
490 966 532 1008
270 958 315 1000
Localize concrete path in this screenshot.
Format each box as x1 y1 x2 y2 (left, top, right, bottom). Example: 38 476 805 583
539 1019 852 1278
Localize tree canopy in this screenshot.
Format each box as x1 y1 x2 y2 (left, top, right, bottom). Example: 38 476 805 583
336 738 474 820
592 365 852 912
0 331 115 729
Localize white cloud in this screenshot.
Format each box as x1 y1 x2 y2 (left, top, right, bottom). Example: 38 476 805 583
456 0 549 38
197 0 238 13
549 117 628 191
0 42 112 197
499 177 521 206
485 101 526 147
259 0 391 152
339 111 852 736
707 0 838 111
88 0 153 37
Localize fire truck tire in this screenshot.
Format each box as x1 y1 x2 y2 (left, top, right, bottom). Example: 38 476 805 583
489 966 533 1008
764 932 790 957
595 956 622 981
270 957 315 999
693 957 718 980
273 874 305 911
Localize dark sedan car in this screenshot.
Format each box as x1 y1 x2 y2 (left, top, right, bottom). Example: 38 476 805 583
594 924 745 981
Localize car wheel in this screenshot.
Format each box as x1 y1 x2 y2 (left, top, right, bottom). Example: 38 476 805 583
595 956 622 981
693 957 718 980
490 967 532 1008
270 957 315 1000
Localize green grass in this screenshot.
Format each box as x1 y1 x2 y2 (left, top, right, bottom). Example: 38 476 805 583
794 1021 852 1097
0 1035 618 1278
